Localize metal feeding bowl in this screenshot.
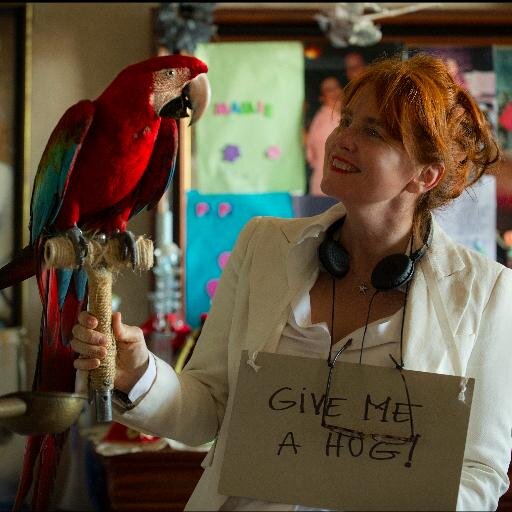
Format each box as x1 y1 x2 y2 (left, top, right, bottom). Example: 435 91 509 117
0 391 88 435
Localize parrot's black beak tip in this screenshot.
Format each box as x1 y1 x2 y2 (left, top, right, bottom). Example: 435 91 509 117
159 87 192 120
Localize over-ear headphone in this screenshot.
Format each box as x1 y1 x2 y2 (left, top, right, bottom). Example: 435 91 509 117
318 215 433 292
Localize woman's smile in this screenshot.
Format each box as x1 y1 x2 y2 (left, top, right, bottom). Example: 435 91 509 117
331 156 360 174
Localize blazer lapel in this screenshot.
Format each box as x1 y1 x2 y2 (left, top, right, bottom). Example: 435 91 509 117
245 203 346 355
403 219 474 375
246 229 291 354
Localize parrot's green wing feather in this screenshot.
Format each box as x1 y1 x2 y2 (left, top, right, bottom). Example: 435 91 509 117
30 100 95 243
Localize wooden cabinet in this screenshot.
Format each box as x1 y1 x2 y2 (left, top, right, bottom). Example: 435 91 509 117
98 448 204 511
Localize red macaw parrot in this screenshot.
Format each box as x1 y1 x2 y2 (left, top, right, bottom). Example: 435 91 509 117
0 54 210 511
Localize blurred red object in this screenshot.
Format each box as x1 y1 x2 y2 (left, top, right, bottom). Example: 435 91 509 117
140 312 191 352
102 421 160 444
499 101 512 132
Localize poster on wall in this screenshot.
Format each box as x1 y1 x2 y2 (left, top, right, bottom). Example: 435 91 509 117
303 43 403 196
407 46 496 134
433 175 497 261
185 190 294 328
494 46 512 153
194 42 305 194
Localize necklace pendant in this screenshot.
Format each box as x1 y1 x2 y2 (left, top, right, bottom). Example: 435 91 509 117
358 283 369 295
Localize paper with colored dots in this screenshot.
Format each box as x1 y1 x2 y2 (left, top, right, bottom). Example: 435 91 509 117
185 190 294 327
194 42 305 194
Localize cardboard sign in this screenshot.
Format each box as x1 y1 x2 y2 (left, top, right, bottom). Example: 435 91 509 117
219 351 474 511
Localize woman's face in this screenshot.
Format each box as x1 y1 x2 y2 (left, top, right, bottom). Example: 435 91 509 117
321 83 422 209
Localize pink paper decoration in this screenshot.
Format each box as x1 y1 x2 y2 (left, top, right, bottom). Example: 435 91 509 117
206 278 219 298
218 251 231 269
218 202 232 218
266 145 282 160
195 202 210 217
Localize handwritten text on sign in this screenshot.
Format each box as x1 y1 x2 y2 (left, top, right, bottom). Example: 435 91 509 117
219 351 473 511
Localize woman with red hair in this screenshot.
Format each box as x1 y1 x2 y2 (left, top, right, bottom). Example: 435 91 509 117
72 54 510 511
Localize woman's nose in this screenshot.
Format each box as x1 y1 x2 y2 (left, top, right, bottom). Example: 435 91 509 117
334 126 357 152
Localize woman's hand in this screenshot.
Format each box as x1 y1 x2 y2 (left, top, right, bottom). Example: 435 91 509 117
71 310 150 393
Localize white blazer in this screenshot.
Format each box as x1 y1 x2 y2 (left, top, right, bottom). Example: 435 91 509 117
116 202 512 511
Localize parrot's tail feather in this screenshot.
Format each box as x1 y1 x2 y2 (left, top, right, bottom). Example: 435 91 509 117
0 245 36 290
31 433 67 511
12 435 44 511
14 262 86 511
13 432 69 512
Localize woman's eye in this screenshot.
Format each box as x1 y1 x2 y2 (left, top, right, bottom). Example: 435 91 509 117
365 127 381 138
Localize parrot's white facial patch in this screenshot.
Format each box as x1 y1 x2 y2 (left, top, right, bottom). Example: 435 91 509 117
151 67 192 115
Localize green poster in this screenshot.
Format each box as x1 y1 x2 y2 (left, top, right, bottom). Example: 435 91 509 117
194 42 305 194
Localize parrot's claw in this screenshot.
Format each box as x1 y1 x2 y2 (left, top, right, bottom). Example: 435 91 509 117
112 230 137 268
65 226 89 267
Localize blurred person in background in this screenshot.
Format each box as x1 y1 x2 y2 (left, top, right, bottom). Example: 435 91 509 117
306 76 344 195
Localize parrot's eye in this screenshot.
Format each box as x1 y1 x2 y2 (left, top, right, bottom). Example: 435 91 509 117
166 70 175 77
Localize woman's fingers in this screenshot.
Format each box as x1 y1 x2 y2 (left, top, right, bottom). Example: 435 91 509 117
74 357 101 371
78 310 98 329
72 323 108 346
71 316 108 369
70 337 107 359
72 312 147 381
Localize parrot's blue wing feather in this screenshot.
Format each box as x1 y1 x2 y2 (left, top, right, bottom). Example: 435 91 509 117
56 268 73 309
30 100 95 243
74 267 88 302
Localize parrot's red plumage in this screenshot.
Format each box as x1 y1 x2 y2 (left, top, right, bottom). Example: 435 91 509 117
0 54 210 511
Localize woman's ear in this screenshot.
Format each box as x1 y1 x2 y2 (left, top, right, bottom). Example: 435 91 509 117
407 163 445 194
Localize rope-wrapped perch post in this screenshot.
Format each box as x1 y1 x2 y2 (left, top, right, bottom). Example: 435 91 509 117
44 234 154 423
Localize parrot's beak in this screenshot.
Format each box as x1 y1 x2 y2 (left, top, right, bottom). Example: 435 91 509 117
188 73 211 126
159 73 211 125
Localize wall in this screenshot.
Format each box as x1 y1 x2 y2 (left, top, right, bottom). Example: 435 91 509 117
25 2 159 378
13 4 161 509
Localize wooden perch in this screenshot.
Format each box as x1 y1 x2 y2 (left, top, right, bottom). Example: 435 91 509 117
44 234 153 422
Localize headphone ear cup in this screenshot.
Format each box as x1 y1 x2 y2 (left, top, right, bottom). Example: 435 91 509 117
319 239 350 279
371 253 414 291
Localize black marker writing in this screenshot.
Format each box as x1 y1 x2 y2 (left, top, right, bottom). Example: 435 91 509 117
363 394 423 423
268 386 346 416
277 431 302 455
